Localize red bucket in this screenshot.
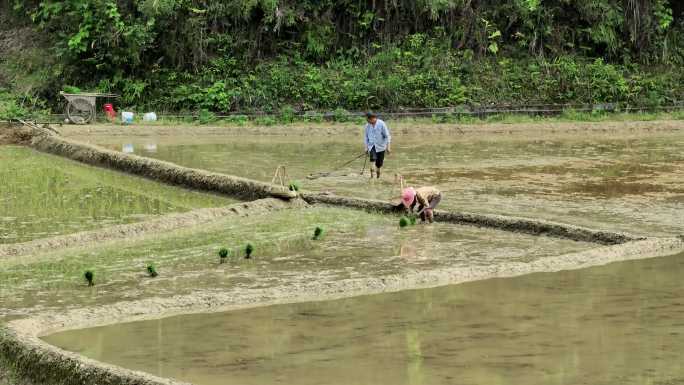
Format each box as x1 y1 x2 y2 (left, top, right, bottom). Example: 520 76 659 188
103 103 116 119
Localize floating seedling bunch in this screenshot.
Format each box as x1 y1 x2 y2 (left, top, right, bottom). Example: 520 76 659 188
400 215 419 228
218 248 230 264
288 180 301 192
147 264 158 278
313 226 325 240
245 243 254 259
84 270 94 286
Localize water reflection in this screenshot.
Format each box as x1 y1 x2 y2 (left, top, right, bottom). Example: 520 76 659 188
144 143 158 153
101 134 684 236
44 252 684 385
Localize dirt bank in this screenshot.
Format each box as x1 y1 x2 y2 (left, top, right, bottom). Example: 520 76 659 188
0 122 32 145
0 198 304 259
55 119 683 140
8 123 296 201
2 236 682 385
302 193 641 244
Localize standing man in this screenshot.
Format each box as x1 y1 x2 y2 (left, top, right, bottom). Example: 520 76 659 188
364 112 391 179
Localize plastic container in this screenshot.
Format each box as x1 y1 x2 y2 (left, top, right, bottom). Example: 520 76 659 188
143 112 157 122
121 111 134 124
122 143 134 153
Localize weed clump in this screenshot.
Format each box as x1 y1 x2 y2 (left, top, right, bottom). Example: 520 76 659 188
84 270 94 286
147 264 158 277
198 109 217 124
313 226 325 240
218 247 230 263
409 215 417 225
399 216 409 228
245 243 254 259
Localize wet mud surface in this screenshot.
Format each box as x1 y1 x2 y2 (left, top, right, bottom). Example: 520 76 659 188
44 252 684 385
69 121 684 236
0 207 591 321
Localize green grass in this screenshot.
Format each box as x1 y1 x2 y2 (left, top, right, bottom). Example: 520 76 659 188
0 145 236 243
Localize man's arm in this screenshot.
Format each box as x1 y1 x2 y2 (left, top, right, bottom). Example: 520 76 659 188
384 122 392 153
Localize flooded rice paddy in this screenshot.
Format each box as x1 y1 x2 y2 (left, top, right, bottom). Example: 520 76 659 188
0 207 590 320
3 121 682 385
45 251 684 385
87 128 684 236
0 145 235 243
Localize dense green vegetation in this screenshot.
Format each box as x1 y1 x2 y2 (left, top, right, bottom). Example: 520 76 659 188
1 1 683 116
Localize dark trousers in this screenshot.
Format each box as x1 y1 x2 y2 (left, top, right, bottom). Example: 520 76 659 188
418 193 442 221
369 147 385 168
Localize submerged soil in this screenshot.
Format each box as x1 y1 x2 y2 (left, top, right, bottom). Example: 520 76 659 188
0 206 593 321
44 251 684 385
65 120 684 236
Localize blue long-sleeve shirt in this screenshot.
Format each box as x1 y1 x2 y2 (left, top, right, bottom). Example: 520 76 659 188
364 119 391 152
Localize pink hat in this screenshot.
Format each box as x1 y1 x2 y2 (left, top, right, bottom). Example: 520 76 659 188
401 188 416 208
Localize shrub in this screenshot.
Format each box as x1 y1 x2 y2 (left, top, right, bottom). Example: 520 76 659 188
0 90 29 120
198 109 217 124
332 107 351 122
279 105 297 123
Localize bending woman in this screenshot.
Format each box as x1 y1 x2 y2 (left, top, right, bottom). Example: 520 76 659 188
400 186 442 223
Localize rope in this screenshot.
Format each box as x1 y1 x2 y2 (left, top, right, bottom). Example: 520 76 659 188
307 152 367 180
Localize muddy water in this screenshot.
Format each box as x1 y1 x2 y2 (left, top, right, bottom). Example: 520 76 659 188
0 206 590 319
94 131 684 236
45 252 684 385
0 146 234 243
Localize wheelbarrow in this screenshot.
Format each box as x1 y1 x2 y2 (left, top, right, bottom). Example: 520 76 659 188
60 92 119 124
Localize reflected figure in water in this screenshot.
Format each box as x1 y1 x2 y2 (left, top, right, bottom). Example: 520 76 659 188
400 243 418 259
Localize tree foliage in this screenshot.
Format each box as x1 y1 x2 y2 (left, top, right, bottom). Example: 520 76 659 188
5 0 684 111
